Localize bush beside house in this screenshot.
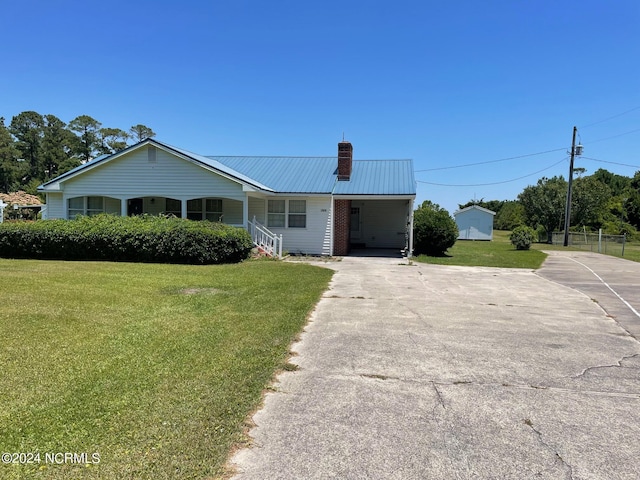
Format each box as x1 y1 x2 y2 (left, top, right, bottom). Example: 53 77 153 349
413 201 459 256
0 215 253 264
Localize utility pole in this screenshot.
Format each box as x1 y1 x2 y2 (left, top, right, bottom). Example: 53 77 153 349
563 126 578 247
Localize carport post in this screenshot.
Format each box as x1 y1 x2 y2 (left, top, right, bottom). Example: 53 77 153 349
408 198 414 257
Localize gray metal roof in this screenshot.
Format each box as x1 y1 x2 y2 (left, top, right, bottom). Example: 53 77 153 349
209 156 337 193
38 139 416 196
212 156 416 195
332 159 416 195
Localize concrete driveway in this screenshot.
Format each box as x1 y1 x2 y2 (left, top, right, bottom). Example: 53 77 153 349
231 252 640 479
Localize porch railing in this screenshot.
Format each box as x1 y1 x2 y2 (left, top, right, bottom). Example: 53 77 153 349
248 216 283 258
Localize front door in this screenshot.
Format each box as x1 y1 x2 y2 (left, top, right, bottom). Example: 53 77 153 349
128 198 143 216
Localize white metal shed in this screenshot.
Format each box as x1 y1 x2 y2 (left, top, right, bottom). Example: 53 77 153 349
454 205 496 240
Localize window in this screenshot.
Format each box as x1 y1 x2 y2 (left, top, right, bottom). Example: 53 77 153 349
68 196 105 219
68 197 84 219
187 199 203 220
86 196 104 216
205 199 223 222
268 199 306 228
268 200 285 228
288 200 306 228
165 198 181 217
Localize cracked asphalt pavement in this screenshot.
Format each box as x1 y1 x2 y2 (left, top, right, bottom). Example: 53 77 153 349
231 251 640 479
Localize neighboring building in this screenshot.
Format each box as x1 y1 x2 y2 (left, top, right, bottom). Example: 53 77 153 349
454 205 496 241
38 139 416 256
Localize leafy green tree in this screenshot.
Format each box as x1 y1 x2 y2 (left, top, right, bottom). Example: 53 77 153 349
10 111 44 182
0 117 25 193
68 115 102 162
494 200 525 230
457 199 504 214
413 200 458 256
518 176 567 242
591 168 631 196
98 127 129 155
626 171 640 229
129 124 156 142
571 176 611 228
42 114 80 180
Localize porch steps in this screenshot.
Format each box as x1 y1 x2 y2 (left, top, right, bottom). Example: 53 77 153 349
248 217 283 258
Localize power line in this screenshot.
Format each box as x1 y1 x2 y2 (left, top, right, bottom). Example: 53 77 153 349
583 127 640 145
416 157 568 187
579 106 640 129
580 156 640 169
414 147 566 172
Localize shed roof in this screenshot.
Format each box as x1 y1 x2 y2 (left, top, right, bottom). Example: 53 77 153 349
454 205 496 216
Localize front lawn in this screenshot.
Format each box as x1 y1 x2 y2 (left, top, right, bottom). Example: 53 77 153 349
0 259 332 479
413 230 547 269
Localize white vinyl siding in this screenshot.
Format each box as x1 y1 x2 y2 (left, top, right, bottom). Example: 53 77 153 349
248 197 265 224
62 146 245 202
267 197 331 255
44 193 64 219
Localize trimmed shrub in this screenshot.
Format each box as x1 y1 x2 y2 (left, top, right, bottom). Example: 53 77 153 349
510 225 536 250
413 201 459 256
0 214 253 264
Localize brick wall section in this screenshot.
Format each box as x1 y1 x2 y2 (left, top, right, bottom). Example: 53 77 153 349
333 199 351 255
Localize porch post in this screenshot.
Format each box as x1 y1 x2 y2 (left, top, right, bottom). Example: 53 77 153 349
242 195 249 229
121 198 128 217
181 199 187 219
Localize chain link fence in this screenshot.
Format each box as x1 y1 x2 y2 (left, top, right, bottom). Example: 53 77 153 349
551 231 627 257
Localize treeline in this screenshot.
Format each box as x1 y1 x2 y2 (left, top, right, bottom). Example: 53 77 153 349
458 168 640 239
0 111 155 194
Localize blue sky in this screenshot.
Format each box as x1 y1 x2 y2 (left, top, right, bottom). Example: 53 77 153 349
2 0 639 213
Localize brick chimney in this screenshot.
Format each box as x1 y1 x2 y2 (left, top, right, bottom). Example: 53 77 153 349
337 141 353 181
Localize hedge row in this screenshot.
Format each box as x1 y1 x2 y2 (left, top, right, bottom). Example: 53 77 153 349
0 215 253 264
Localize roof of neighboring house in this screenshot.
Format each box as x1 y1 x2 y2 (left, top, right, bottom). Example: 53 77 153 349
38 139 416 196
0 191 42 206
454 205 496 216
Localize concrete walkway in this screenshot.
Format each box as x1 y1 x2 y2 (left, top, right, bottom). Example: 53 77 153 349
231 252 640 479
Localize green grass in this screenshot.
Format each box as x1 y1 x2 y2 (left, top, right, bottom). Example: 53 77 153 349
414 230 640 268
0 259 333 479
414 230 546 268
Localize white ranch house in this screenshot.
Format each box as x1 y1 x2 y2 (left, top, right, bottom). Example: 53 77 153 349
38 139 416 257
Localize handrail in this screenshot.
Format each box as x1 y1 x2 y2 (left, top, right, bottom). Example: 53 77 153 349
248 216 283 258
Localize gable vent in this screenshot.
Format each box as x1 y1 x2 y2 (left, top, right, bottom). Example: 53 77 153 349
148 146 157 163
